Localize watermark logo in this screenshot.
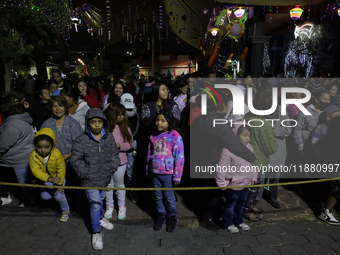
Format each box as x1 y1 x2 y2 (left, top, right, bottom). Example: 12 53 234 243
200 85 311 116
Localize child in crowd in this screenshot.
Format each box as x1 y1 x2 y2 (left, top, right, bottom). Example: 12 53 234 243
173 81 189 113
146 109 184 232
216 124 256 233
29 128 70 222
71 108 119 251
104 103 133 220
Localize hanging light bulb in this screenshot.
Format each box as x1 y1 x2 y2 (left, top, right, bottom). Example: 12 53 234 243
290 6 303 20
337 8 340 17
234 8 245 18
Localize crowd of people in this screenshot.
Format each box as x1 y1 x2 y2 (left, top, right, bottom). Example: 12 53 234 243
1 69 340 250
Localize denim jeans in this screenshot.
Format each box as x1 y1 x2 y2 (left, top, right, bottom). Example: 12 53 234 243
222 188 248 228
105 164 126 207
14 167 36 205
126 140 137 187
41 180 69 212
152 174 177 218
85 189 106 233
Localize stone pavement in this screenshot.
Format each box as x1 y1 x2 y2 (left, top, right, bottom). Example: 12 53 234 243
0 186 340 255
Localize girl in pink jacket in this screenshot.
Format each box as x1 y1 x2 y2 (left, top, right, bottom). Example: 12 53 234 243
104 103 133 221
216 124 257 234
146 109 184 232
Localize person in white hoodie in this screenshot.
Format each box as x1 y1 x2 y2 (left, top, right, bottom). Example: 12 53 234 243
61 85 90 130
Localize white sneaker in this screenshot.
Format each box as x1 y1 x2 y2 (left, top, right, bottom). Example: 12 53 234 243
92 233 103 250
104 206 114 220
238 222 250 231
118 205 126 220
227 225 240 234
100 218 114 230
318 208 340 226
1 196 12 206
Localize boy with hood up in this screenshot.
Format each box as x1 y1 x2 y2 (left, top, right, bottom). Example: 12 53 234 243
71 108 119 251
29 128 70 222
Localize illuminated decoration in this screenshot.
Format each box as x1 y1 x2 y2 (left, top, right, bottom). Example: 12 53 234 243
227 8 232 16
294 23 313 39
203 8 209 15
263 44 271 74
225 15 246 40
290 6 303 20
231 60 238 79
338 8 340 16
234 8 245 18
284 41 313 78
210 28 219 37
0 0 69 39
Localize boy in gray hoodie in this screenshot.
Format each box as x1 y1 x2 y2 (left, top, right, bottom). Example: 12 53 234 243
71 108 119 251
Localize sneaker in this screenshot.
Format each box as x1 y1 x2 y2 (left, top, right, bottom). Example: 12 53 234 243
318 208 340 226
1 196 12 206
153 214 166 231
166 217 177 232
238 222 250 231
227 225 240 234
100 218 114 230
200 218 220 232
118 205 126 220
60 211 70 223
104 206 114 220
92 232 103 250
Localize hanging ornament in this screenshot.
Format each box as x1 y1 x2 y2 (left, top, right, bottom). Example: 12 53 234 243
234 8 245 18
225 15 246 40
290 6 303 20
338 8 340 16
227 8 232 17
208 46 219 67
203 9 209 15
223 53 233 69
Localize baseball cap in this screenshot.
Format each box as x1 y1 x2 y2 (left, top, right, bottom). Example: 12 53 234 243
120 93 134 109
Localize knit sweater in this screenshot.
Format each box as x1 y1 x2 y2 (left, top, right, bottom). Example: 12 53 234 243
41 116 83 155
146 130 184 183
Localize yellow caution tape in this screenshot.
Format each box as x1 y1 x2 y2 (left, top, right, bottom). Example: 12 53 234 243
1 177 340 191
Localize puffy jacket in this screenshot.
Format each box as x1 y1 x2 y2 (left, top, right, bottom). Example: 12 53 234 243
244 113 278 167
293 104 322 148
216 123 257 190
29 128 66 186
0 112 35 168
71 108 119 187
